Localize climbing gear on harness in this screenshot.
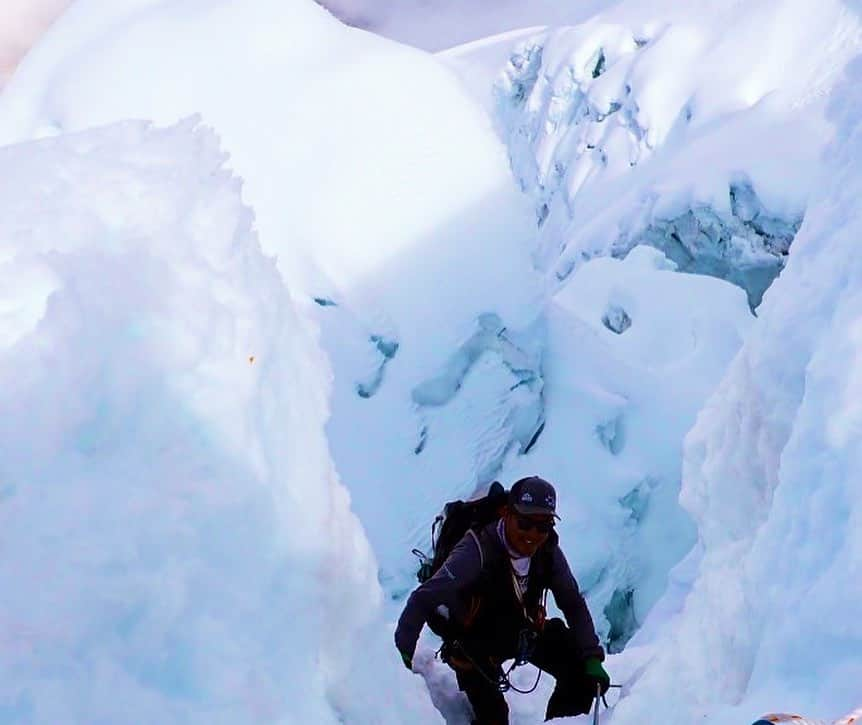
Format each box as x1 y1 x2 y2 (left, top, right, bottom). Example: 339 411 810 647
514 628 538 666
441 638 544 695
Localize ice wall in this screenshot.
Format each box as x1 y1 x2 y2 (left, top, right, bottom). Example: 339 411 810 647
0 119 439 723
610 50 862 725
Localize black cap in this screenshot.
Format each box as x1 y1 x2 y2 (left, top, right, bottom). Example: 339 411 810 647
509 476 559 518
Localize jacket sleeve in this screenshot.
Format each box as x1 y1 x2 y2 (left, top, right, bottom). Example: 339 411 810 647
549 546 605 661
394 532 484 659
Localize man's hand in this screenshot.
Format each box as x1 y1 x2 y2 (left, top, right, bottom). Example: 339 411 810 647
584 657 610 696
399 650 414 671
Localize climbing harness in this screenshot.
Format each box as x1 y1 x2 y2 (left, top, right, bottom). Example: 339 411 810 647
437 552 554 693
442 637 544 694
442 640 622 711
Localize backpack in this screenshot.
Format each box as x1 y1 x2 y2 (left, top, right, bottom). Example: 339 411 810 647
413 481 508 583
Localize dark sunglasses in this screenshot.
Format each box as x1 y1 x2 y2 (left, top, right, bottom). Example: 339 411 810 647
515 515 555 534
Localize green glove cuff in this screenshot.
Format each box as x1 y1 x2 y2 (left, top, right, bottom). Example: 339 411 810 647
584 657 610 684
400 651 413 671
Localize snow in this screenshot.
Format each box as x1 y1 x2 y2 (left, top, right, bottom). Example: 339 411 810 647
0 0 538 720
0 0 547 593
0 118 439 723
493 1 861 309
0 0 544 382
314 0 619 52
607 46 862 725
0 0 69 87
2 0 862 722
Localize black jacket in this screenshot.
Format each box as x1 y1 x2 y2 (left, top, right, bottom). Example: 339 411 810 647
395 521 604 661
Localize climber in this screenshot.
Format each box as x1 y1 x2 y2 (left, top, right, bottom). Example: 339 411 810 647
395 476 610 724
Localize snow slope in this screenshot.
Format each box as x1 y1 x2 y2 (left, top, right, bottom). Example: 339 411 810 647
0 0 535 321
0 118 439 722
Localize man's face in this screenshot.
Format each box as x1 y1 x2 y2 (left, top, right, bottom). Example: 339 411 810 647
503 507 555 557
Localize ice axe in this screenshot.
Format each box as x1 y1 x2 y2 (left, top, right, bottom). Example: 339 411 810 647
593 682 602 725
593 682 622 724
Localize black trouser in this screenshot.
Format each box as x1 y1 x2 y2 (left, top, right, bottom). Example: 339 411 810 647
447 618 597 724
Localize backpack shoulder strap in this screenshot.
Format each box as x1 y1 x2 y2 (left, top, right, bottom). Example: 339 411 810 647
473 522 508 573
466 528 484 569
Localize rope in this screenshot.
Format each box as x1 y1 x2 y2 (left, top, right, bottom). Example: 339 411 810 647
502 657 543 694
444 640 623 701
445 639 543 694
